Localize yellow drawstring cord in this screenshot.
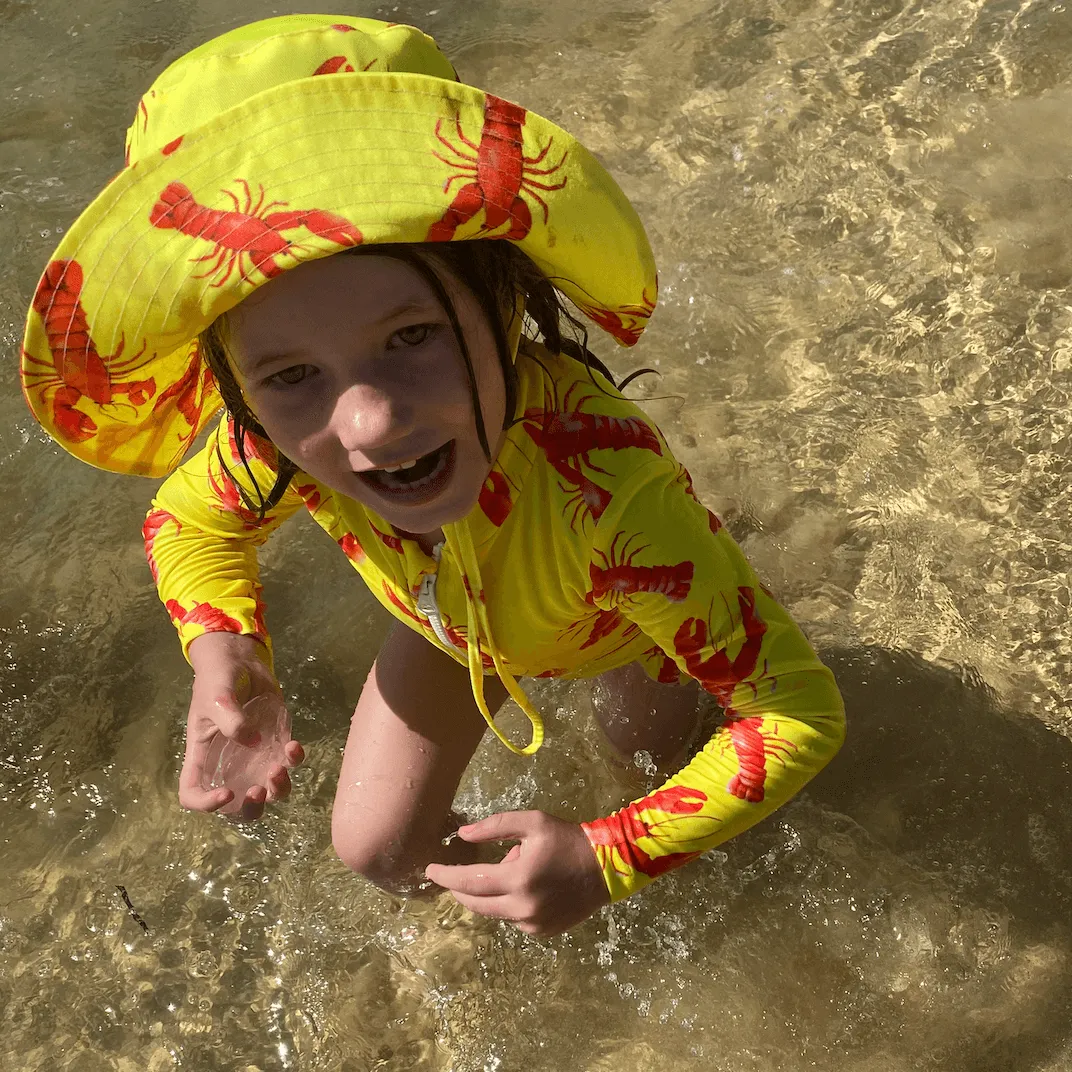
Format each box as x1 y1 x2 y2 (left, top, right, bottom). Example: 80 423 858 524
445 519 545 756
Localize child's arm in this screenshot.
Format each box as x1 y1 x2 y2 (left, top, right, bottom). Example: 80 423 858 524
578 460 846 901
427 457 844 931
146 416 304 661
148 415 307 816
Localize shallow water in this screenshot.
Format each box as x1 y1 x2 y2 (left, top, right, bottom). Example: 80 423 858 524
3 0 1072 1069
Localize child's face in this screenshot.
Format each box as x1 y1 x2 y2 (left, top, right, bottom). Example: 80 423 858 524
228 253 506 534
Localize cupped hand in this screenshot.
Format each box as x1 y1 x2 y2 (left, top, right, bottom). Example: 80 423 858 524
180 632 304 821
424 810 610 936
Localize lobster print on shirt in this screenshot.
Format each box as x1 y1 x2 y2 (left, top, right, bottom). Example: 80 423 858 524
145 342 845 901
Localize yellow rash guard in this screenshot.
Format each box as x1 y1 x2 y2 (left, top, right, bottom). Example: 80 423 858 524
145 341 845 900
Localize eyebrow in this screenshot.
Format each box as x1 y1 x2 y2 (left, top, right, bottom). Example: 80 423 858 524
240 298 441 374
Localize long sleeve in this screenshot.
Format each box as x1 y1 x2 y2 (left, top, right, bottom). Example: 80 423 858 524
143 416 305 663
579 459 846 900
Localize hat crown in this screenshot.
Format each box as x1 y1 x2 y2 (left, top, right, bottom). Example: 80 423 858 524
124 15 457 165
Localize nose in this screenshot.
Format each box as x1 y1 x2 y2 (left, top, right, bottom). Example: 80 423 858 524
331 380 415 459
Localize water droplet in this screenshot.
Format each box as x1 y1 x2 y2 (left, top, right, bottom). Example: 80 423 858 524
188 950 219 978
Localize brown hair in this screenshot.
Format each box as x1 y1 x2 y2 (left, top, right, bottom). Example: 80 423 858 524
197 240 638 517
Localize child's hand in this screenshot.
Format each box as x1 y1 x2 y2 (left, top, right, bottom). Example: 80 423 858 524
181 632 305 821
424 811 610 936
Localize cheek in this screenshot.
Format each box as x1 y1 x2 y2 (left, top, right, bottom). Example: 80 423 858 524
411 341 478 416
246 390 326 457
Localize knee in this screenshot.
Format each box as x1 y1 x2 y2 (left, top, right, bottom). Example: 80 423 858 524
331 812 432 896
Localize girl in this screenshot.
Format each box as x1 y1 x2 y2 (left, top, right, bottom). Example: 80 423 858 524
21 15 845 936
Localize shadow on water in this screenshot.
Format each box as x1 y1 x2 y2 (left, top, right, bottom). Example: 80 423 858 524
808 644 1072 1072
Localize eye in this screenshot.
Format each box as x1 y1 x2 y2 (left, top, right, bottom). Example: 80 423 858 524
265 364 315 387
392 323 437 348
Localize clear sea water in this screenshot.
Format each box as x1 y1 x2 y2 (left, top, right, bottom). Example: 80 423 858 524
2 1 1071 1069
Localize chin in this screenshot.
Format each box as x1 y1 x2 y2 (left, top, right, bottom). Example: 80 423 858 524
376 488 478 535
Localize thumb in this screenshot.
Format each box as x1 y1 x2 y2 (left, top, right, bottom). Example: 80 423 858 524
208 691 261 746
457 810 539 844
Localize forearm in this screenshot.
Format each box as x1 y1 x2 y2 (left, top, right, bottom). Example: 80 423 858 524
581 659 844 900
147 506 272 661
145 420 303 663
189 629 270 674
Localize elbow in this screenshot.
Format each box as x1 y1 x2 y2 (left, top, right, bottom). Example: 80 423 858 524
143 506 182 582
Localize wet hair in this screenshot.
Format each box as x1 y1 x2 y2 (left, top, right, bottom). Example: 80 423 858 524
197 240 637 518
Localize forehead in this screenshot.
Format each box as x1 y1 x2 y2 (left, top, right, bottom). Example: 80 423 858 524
229 253 444 353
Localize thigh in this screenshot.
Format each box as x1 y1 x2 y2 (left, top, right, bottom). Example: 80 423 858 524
592 661 703 774
331 620 508 890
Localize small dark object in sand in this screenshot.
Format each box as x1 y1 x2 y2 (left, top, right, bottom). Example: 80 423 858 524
115 885 150 935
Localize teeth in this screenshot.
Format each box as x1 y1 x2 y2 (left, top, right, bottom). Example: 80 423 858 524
379 457 421 474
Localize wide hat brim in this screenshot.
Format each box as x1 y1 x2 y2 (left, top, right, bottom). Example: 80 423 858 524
21 71 657 477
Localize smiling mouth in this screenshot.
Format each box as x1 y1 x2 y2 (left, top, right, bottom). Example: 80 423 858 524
356 441 455 499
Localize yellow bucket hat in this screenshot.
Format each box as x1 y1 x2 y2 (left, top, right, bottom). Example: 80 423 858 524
20 14 658 478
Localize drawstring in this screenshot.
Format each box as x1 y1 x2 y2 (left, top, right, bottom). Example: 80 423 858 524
443 519 545 756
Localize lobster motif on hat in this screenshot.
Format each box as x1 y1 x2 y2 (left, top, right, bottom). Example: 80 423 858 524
21 15 658 477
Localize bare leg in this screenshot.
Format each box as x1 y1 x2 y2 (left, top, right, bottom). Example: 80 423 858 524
331 621 508 895
591 662 703 775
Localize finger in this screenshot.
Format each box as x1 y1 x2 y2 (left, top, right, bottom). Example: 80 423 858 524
424 860 516 897
209 693 263 746
178 755 234 810
447 892 561 936
264 764 291 803
455 810 540 844
283 740 305 767
178 782 235 813
230 784 268 823
448 890 525 922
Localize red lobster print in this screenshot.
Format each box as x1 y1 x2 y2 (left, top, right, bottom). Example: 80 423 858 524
427 94 568 242
521 383 663 531
312 56 378 75
338 533 365 563
673 587 767 710
165 599 242 633
143 508 181 583
674 587 794 803
676 467 723 535
643 643 682 684
207 459 262 529
478 468 516 527
565 532 691 652
314 56 354 74
25 259 156 444
583 785 715 879
252 582 269 640
151 349 214 454
590 532 693 606
225 418 274 467
370 521 404 553
573 288 657 347
720 717 797 803
443 623 495 670
382 581 427 627
568 603 635 651
296 483 321 513
149 180 362 288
